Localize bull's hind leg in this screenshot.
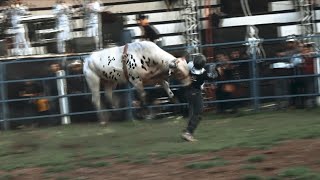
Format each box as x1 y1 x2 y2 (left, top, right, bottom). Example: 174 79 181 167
85 70 108 125
103 82 117 108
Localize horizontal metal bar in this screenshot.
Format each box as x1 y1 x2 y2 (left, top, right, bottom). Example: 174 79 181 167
1 54 87 65
1 72 320 103
2 91 319 123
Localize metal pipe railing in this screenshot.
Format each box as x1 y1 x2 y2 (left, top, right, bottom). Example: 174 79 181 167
1 35 320 130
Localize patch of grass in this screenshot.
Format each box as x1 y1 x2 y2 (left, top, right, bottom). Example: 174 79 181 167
130 157 151 164
210 156 223 160
45 164 76 173
241 174 263 180
1 163 28 171
279 166 320 179
117 158 131 163
241 164 257 170
185 159 228 169
247 155 266 163
55 177 71 180
77 161 111 168
0 174 14 180
80 149 114 161
279 167 310 177
265 177 281 180
0 110 320 170
74 177 90 180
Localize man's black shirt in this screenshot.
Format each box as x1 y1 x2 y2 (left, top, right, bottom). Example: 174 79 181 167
189 70 212 90
141 24 160 42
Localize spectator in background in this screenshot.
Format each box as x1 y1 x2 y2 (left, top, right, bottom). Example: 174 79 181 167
67 60 88 122
137 14 163 47
53 0 72 53
6 0 32 56
34 91 55 126
278 35 301 60
85 0 102 50
20 80 56 126
272 36 301 109
229 50 242 80
67 60 85 94
215 53 238 114
18 81 42 126
46 63 61 116
291 43 317 108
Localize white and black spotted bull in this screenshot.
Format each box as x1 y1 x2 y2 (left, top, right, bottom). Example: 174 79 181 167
83 41 191 124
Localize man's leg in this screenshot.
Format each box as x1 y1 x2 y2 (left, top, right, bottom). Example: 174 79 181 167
182 89 203 142
186 90 203 134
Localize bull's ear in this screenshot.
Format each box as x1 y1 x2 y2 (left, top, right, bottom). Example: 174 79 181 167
169 59 177 68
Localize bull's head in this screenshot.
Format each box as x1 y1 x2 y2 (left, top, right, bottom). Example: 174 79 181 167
169 58 191 86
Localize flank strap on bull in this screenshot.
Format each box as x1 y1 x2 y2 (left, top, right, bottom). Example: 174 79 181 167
122 44 129 80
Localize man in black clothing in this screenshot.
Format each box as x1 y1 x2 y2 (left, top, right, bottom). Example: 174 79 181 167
137 14 162 47
181 54 219 142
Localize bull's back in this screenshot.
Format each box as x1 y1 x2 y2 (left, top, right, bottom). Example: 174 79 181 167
84 41 175 84
86 46 128 83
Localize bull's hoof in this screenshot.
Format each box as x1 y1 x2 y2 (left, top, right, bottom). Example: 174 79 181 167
170 97 178 104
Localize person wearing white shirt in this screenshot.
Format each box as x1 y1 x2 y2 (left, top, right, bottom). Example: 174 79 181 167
85 0 101 50
7 1 32 56
53 0 72 53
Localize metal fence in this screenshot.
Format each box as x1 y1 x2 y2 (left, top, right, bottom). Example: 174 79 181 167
1 35 320 130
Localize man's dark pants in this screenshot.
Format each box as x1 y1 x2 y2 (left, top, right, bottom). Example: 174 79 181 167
186 88 203 134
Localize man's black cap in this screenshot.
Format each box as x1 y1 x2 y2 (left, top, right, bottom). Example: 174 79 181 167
137 14 148 20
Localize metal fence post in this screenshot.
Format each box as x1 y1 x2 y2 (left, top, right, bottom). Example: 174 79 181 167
0 62 9 130
247 38 260 112
56 70 71 125
316 56 320 106
253 45 260 111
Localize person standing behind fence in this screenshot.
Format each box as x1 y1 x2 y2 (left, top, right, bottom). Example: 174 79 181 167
6 0 32 56
85 0 102 50
34 92 56 126
274 36 301 108
53 0 72 54
137 14 163 47
291 43 317 108
46 63 61 117
18 81 42 126
181 54 219 142
215 53 238 114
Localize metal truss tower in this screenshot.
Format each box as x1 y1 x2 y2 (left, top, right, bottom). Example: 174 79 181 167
297 0 316 43
182 0 200 55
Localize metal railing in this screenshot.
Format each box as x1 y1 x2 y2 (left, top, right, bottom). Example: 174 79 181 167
1 35 320 130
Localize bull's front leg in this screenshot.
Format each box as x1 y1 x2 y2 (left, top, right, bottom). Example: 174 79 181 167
161 80 174 99
129 78 147 107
